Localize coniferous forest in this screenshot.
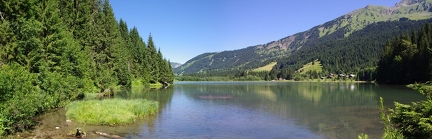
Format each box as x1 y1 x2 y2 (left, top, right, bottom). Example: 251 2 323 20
0 0 173 135
376 24 432 84
373 24 432 139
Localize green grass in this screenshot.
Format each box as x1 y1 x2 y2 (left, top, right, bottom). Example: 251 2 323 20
253 62 277 72
150 83 163 89
131 79 144 88
296 59 323 74
180 60 196 71
65 99 158 125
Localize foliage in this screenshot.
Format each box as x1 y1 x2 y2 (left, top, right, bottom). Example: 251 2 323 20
176 1 432 77
177 19 432 81
376 23 432 84
0 64 39 134
177 69 269 81
65 99 158 125
380 97 404 139
388 84 432 138
275 19 432 80
0 0 173 136
362 84 432 139
359 23 432 139
358 133 369 139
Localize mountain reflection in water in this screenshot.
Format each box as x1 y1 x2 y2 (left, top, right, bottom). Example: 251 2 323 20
26 82 424 139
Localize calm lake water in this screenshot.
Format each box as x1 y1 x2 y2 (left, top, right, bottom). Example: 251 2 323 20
26 81 425 139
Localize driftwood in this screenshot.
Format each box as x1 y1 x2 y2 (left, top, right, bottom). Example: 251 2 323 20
95 131 124 139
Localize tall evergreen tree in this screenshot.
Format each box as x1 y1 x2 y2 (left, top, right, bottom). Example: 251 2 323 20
377 24 432 84
147 34 159 83
89 0 122 91
0 0 175 135
58 0 97 93
115 19 133 86
129 27 150 84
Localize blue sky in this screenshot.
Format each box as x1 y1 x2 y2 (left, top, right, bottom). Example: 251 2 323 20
111 0 401 64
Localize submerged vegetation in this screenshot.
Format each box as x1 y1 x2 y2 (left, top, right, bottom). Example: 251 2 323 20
66 99 158 125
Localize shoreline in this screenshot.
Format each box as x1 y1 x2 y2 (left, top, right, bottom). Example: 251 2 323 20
174 80 374 83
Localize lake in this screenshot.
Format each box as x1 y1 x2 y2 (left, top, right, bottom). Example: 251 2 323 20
24 81 425 139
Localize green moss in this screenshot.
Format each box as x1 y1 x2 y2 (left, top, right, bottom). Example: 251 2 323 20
65 99 158 125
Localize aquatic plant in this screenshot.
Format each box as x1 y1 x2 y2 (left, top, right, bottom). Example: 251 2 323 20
65 99 158 125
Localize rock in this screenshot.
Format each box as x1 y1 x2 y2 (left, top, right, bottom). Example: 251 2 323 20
75 128 86 138
55 126 60 129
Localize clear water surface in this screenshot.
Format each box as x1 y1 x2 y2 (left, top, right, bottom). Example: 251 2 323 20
28 81 425 139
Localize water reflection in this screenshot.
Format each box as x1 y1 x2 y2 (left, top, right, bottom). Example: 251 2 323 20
116 87 174 137
173 82 424 139
27 82 424 139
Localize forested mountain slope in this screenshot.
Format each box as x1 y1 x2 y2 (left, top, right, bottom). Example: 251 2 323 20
273 19 432 77
175 0 432 75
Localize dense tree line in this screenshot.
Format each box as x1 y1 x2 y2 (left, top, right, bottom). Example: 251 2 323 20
271 19 432 80
0 0 173 135
174 46 279 75
179 19 432 81
177 69 268 81
376 23 432 84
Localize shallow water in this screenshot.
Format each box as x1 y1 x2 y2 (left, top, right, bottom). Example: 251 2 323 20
20 82 425 139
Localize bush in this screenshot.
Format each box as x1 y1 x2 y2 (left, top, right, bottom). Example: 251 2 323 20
0 64 39 134
0 113 7 136
0 63 88 135
389 84 432 138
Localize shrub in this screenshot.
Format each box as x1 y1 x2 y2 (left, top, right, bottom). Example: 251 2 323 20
0 64 39 134
389 84 432 138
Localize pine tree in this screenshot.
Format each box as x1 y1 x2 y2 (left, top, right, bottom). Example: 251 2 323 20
147 34 159 83
377 24 432 84
129 27 150 84
57 0 99 93
115 19 133 86
89 0 122 91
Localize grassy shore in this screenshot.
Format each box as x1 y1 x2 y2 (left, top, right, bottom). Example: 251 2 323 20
65 99 158 125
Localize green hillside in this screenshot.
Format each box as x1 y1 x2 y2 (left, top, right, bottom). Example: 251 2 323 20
174 0 432 78
297 60 323 74
253 62 277 72
273 18 432 79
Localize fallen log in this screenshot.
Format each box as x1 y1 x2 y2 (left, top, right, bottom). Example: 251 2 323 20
94 131 124 139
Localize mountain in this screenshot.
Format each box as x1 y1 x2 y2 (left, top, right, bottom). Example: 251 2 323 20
170 62 182 68
175 0 432 75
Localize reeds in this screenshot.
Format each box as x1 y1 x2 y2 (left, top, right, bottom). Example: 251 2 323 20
65 99 158 125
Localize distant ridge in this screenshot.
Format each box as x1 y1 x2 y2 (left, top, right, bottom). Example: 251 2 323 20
174 0 432 75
